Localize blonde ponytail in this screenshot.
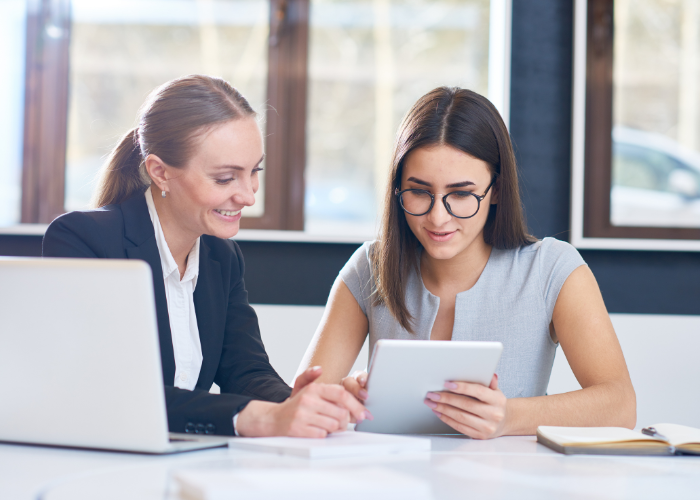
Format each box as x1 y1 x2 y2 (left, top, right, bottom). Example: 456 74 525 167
92 128 149 207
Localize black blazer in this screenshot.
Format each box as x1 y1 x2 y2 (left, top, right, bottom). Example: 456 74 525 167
42 190 292 436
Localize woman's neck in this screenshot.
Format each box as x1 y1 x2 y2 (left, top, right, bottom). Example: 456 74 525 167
151 189 199 276
420 235 492 293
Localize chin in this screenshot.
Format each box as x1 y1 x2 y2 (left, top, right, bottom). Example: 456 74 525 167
209 223 240 240
422 244 463 261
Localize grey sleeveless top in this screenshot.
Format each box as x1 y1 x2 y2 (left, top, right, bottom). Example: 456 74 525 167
339 237 587 399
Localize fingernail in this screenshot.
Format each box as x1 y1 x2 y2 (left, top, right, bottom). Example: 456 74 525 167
444 382 458 390
424 399 437 409
356 412 365 422
432 409 442 417
426 392 440 401
312 366 321 371
359 389 369 400
364 410 374 421
359 376 367 384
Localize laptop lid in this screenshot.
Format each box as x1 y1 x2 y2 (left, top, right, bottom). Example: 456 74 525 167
0 257 172 453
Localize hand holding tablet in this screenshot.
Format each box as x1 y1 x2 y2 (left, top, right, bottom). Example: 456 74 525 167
354 340 503 435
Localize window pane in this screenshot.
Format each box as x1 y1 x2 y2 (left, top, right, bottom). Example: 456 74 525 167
66 0 269 218
612 0 700 228
305 0 490 236
0 0 27 226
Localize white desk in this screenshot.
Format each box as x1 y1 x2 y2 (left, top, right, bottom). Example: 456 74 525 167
1 435 699 499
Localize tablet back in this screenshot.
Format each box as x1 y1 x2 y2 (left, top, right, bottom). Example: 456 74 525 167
356 340 503 434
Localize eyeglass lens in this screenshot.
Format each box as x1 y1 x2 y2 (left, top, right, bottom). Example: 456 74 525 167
401 190 479 218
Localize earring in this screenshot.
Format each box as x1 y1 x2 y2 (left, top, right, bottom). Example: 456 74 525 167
162 190 167 199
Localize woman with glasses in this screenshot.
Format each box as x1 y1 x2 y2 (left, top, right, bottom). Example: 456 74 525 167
298 87 636 438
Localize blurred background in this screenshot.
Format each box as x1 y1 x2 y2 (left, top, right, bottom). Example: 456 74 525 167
1 0 700 233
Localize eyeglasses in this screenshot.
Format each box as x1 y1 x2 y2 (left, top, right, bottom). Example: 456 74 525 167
394 177 497 219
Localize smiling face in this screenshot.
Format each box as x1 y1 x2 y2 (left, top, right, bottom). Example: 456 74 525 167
155 117 263 240
400 144 496 261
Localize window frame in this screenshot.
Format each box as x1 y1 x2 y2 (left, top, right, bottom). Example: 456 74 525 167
570 0 700 251
21 0 71 224
17 0 513 234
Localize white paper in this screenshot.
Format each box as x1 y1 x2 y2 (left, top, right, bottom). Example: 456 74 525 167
228 430 431 458
650 423 700 447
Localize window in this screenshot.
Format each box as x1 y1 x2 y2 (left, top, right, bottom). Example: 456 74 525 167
66 0 270 217
12 0 511 236
305 0 492 236
571 0 700 251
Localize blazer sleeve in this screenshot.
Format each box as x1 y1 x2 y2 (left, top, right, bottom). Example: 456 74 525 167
214 241 292 403
165 241 291 437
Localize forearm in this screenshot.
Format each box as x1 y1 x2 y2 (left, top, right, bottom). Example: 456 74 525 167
504 380 636 435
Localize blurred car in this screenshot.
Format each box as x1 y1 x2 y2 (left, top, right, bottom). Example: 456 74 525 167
611 126 700 228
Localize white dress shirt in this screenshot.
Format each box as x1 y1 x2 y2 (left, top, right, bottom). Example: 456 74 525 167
144 187 203 391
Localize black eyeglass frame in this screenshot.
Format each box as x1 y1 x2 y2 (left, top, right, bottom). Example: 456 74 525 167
394 176 498 219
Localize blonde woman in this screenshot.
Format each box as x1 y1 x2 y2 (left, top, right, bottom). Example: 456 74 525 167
44 75 366 437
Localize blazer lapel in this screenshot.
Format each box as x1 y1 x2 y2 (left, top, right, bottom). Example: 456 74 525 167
121 192 176 386
193 238 226 389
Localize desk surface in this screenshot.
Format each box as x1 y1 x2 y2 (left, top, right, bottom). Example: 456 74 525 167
2 435 699 500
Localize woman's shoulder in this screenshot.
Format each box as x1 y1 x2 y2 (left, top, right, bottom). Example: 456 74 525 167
43 206 125 258
505 237 585 264
338 240 376 313
504 237 587 314
340 240 375 277
48 205 123 232
494 237 587 290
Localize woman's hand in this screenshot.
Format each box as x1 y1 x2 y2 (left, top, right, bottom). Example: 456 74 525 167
236 366 368 438
423 374 508 439
341 370 369 403
340 371 373 422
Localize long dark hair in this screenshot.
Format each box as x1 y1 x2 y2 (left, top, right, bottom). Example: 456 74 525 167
93 75 255 207
373 87 535 333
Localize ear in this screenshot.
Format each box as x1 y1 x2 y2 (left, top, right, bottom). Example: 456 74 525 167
489 178 499 205
144 154 169 193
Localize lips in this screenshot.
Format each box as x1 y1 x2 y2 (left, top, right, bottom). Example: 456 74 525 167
426 229 456 242
213 208 242 222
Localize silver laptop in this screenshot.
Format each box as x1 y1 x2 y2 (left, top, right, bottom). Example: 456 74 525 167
0 257 229 454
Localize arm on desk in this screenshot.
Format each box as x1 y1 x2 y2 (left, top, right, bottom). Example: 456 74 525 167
427 266 637 438
505 265 637 434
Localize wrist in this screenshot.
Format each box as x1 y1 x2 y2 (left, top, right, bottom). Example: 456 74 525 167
235 400 278 437
502 398 526 436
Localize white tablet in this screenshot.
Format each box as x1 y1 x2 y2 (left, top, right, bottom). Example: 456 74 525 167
355 339 503 435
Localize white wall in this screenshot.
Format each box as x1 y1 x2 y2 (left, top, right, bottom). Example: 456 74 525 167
254 304 369 385
548 313 700 429
254 305 700 428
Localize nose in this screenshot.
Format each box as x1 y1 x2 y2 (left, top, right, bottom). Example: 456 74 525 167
232 176 257 207
426 196 452 227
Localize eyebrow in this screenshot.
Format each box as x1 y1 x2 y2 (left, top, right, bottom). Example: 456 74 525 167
406 176 476 189
212 154 265 172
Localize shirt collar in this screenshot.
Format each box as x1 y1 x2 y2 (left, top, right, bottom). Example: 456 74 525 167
144 187 199 286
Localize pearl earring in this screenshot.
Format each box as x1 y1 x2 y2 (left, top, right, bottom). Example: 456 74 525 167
162 190 167 199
